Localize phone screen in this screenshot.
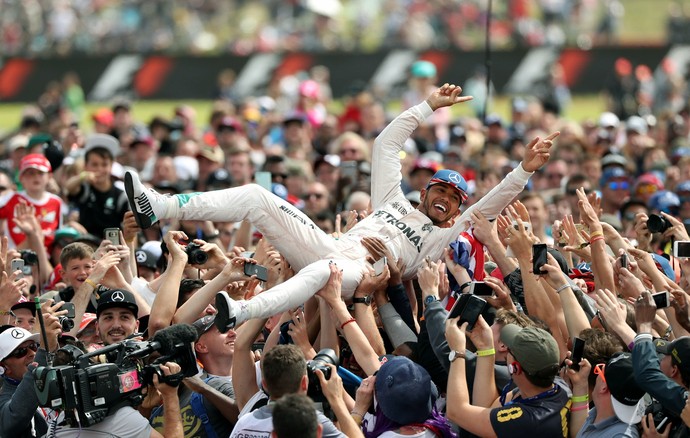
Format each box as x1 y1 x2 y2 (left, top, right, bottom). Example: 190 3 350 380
470 281 493 297
652 291 670 309
373 257 387 276
620 253 628 269
675 241 690 258
570 337 586 371
532 244 548 275
447 294 487 330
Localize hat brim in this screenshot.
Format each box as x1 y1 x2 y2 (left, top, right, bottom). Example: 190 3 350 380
0 332 41 361
499 324 523 359
11 301 37 316
611 396 646 425
96 302 138 318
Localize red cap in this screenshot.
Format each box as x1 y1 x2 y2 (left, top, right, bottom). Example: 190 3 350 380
20 153 52 175
91 108 114 127
77 313 97 334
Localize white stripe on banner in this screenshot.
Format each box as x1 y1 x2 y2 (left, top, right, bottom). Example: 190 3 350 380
504 47 559 94
370 50 416 93
88 55 143 101
234 53 281 98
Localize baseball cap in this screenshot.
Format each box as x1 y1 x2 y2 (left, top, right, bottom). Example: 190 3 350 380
218 116 243 132
605 352 647 425
426 169 468 203
411 158 441 175
601 153 628 169
600 167 628 186
500 324 560 374
655 337 690 369
626 116 648 135
652 253 676 281
193 315 216 337
676 180 690 194
84 133 120 159
299 80 320 99
283 112 308 125
91 108 114 127
374 356 438 424
599 111 620 128
271 183 288 200
634 173 663 194
648 190 680 214
20 153 52 175
485 114 503 127
11 296 36 316
141 241 163 260
0 327 40 362
130 135 154 148
96 289 138 317
197 145 225 164
77 313 97 335
411 60 437 78
135 249 158 270
7 134 29 152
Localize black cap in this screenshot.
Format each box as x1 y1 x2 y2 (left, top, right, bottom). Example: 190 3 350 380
135 249 158 270
193 315 216 337
655 337 690 370
96 289 138 317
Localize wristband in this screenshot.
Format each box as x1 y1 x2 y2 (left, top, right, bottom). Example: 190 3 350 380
340 318 356 330
84 278 98 289
590 236 605 244
476 348 496 357
570 404 589 412
458 281 472 293
628 341 635 351
571 394 589 403
555 283 571 293
589 230 604 239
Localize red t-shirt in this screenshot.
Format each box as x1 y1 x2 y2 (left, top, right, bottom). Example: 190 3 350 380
0 191 63 249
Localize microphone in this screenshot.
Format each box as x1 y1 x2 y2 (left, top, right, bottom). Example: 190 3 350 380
126 324 198 359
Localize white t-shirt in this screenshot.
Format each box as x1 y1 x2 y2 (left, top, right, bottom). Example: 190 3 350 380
48 405 152 437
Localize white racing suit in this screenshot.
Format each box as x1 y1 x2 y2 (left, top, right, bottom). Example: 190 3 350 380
168 102 532 320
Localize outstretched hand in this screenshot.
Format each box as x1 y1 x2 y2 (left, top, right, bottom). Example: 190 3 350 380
522 131 560 172
425 84 473 111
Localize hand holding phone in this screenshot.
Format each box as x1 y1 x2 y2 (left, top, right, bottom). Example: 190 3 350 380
11 259 24 279
570 337 586 371
244 263 269 282
447 294 488 330
620 253 628 269
652 291 670 309
469 281 494 297
373 257 387 276
104 228 121 246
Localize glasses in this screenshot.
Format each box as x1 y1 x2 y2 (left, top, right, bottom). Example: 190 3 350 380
606 181 630 191
593 363 606 384
339 148 359 156
272 173 288 180
305 193 325 200
547 173 564 180
636 184 658 195
8 342 38 359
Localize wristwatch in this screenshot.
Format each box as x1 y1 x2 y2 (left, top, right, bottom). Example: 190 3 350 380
352 295 372 306
424 295 438 306
449 350 466 362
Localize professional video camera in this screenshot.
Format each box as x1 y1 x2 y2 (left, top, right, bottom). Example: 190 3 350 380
306 348 339 420
33 324 198 427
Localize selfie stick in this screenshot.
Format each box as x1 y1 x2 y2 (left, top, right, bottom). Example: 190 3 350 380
34 297 53 366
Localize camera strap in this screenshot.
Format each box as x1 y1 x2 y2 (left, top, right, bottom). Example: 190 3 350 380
189 376 218 438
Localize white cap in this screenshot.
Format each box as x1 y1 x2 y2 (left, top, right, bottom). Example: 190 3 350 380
599 112 620 128
0 327 40 362
141 241 163 260
7 134 29 152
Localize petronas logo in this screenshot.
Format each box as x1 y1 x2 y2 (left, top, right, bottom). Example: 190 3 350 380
176 192 201 207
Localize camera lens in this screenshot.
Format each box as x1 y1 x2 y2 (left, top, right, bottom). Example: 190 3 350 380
647 214 671 233
59 317 74 332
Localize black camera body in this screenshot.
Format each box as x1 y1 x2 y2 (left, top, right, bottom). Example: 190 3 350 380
33 325 198 427
186 242 208 265
58 316 75 332
306 349 338 419
647 214 672 234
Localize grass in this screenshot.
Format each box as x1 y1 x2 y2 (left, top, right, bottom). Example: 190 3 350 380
0 94 606 136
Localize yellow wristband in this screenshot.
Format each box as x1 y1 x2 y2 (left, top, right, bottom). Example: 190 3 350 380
477 348 496 357
571 394 589 403
589 230 603 239
84 278 98 289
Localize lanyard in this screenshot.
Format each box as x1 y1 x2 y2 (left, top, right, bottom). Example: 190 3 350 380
500 381 558 407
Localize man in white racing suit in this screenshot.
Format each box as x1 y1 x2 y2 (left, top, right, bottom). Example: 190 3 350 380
125 84 558 332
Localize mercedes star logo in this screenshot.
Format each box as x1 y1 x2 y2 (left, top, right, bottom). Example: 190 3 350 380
449 173 461 184
10 328 24 339
111 291 125 302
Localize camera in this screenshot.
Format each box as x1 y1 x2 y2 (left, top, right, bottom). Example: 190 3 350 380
33 324 198 427
306 348 339 419
20 249 38 266
647 214 671 233
58 316 75 332
185 242 208 265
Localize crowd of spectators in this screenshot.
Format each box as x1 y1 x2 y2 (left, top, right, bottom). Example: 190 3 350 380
0 0 636 57
3 54 690 437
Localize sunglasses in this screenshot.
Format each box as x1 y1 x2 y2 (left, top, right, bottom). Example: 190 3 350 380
593 363 606 384
305 193 325 200
606 181 630 191
8 342 38 359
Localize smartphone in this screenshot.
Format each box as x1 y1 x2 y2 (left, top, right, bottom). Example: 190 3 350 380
11 259 24 279
104 228 120 246
620 253 628 269
244 263 269 282
373 257 387 276
447 294 488 330
255 171 272 191
674 241 690 258
60 302 76 318
532 243 548 275
570 337 586 371
340 161 359 184
469 281 493 297
657 417 669 433
652 291 670 309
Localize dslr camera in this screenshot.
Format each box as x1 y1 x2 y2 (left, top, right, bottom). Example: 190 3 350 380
647 214 671 234
185 242 208 265
306 348 339 419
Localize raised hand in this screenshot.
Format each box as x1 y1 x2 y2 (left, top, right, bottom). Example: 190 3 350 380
522 131 560 172
425 83 473 110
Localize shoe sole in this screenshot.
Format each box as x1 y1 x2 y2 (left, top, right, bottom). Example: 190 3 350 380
214 291 237 333
125 172 153 229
